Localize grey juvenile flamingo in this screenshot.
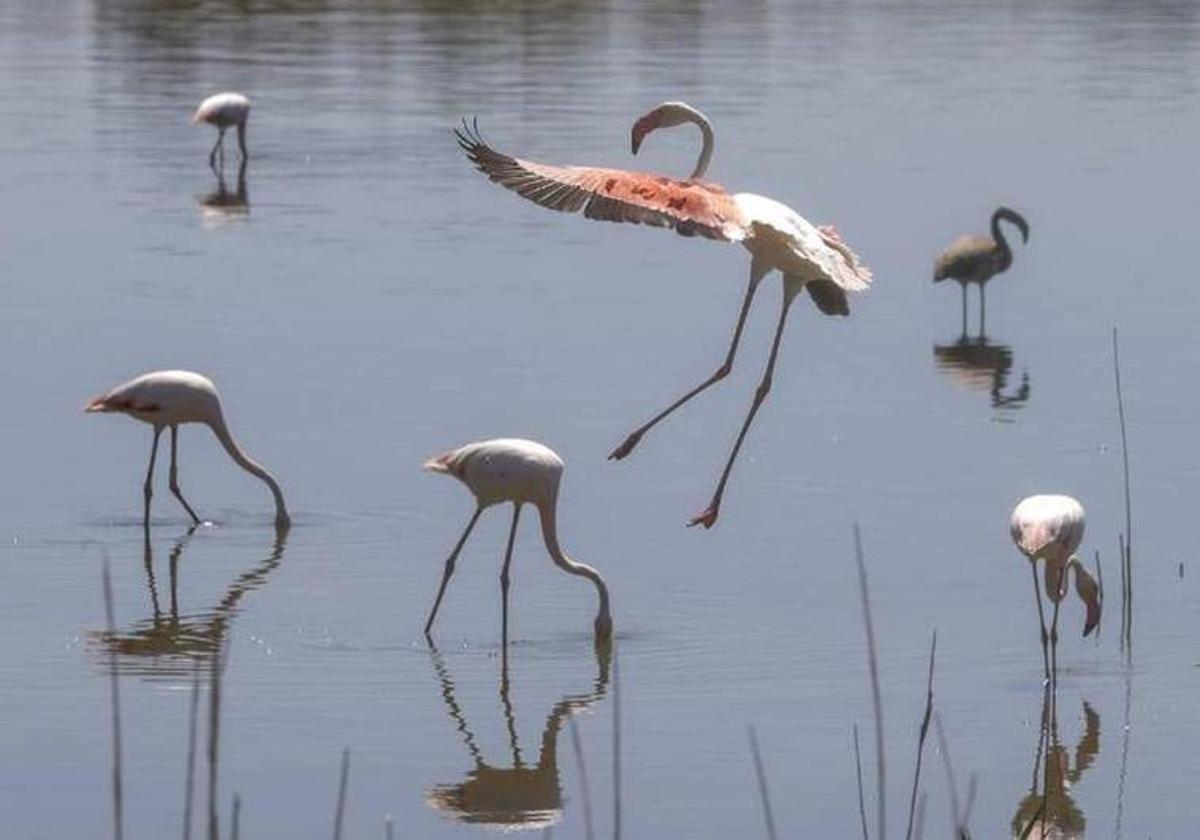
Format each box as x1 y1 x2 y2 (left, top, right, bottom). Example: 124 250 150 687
934 207 1029 334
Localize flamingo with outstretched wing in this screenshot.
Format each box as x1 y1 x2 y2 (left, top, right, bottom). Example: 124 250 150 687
457 102 871 528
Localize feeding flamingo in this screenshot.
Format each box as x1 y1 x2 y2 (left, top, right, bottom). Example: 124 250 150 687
423 438 612 642
934 207 1029 334
85 370 290 529
192 92 250 170
1010 495 1101 681
456 102 872 529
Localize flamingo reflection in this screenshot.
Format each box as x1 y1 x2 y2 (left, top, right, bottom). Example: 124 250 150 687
198 159 249 225
933 332 1030 411
91 525 287 677
1012 692 1100 839
425 642 611 831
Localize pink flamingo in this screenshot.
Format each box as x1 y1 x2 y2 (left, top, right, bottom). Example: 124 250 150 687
457 102 871 528
192 92 250 170
86 370 290 528
423 438 612 642
1010 495 1101 680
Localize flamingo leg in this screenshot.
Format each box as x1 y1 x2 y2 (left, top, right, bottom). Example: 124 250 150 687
610 259 769 461
979 283 987 337
169 425 202 526
689 280 797 529
960 283 968 338
209 128 225 171
1031 561 1050 682
424 506 484 637
236 122 248 160
500 503 522 647
1048 565 1063 687
143 426 163 523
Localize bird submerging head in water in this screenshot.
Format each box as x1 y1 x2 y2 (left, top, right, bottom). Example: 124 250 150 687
86 370 290 529
423 438 613 643
192 92 251 171
456 101 872 529
934 206 1029 335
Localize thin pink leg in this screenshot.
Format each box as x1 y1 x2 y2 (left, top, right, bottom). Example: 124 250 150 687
609 260 768 461
689 284 797 529
500 504 521 647
425 506 484 637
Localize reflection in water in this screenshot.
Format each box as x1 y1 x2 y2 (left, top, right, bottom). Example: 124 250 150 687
425 643 611 831
1011 691 1100 839
198 160 249 226
90 525 287 677
934 332 1031 411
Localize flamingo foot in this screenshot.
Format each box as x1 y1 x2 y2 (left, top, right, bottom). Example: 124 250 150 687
687 504 719 529
608 431 643 461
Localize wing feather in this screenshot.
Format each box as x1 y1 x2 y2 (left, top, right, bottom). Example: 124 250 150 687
456 121 746 242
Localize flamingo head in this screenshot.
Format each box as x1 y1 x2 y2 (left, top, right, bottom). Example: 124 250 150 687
631 101 703 155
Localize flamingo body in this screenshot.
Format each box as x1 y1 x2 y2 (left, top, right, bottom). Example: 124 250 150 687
425 438 563 508
424 438 612 641
86 370 289 528
1011 494 1084 565
88 369 220 427
192 92 250 128
456 102 870 528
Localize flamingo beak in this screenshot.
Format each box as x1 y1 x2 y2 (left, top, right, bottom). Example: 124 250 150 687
85 395 109 413
423 451 456 474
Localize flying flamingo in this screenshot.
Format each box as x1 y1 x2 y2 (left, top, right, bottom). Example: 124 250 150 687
192 92 250 170
456 102 872 529
423 438 612 642
1010 495 1100 681
85 370 290 529
934 207 1029 334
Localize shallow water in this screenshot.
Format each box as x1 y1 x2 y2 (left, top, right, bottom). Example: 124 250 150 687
2 1 1200 836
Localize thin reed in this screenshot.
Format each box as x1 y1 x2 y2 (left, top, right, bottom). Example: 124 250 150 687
333 748 351 840
1112 326 1133 651
853 724 870 840
853 524 886 840
568 716 596 840
747 725 778 840
903 632 937 840
183 665 200 840
102 558 124 840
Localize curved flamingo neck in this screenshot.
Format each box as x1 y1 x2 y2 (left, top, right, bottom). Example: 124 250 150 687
991 210 1014 268
207 412 291 528
687 111 715 179
536 498 612 639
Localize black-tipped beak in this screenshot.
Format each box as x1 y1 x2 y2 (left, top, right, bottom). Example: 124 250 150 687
631 134 642 155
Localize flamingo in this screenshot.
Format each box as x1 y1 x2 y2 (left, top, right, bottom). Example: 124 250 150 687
456 101 872 529
423 438 612 642
1010 495 1101 681
934 207 1029 334
85 370 290 529
192 92 250 170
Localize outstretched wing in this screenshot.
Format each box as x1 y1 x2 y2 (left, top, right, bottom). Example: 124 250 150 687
456 120 747 242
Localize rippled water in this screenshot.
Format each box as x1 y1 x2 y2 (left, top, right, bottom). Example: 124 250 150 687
3 1 1200 837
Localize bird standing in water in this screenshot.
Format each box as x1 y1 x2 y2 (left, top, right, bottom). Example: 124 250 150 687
423 438 613 643
192 92 250 171
457 102 871 529
1010 494 1101 681
934 207 1030 335
86 370 290 529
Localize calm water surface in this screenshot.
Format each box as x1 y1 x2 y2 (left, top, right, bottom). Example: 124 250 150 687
2 1 1199 837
